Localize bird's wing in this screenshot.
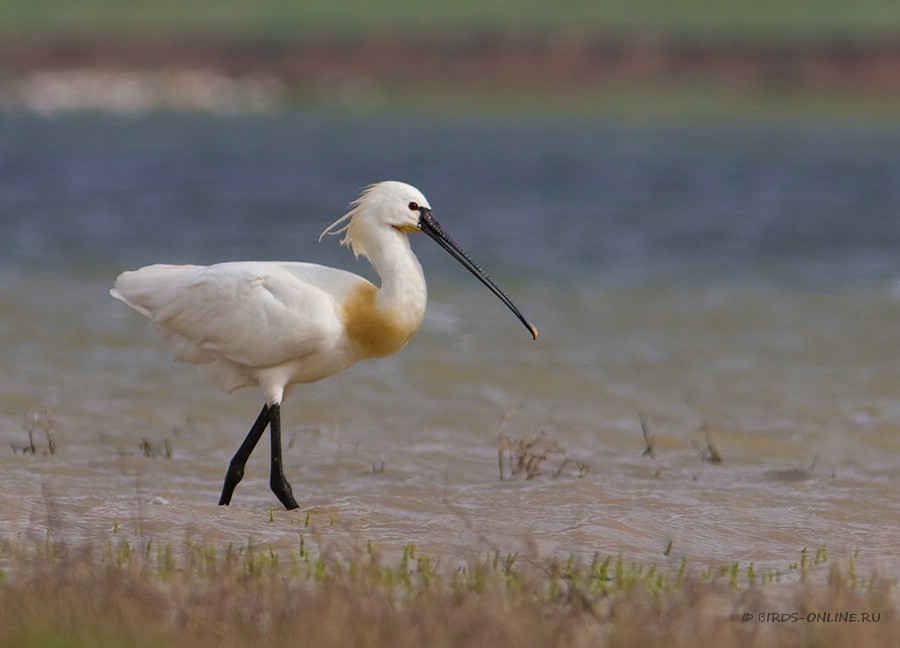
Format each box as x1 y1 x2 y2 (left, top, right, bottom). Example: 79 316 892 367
112 261 371 369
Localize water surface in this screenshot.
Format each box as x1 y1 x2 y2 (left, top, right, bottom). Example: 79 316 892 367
1 113 898 577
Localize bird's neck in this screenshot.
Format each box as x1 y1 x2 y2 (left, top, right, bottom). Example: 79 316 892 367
366 234 427 330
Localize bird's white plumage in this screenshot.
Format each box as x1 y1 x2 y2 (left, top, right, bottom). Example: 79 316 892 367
111 181 432 404
111 261 374 395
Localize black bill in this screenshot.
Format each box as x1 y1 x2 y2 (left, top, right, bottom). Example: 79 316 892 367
418 208 538 340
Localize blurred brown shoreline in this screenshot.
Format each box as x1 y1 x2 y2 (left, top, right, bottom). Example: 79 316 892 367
3 35 900 95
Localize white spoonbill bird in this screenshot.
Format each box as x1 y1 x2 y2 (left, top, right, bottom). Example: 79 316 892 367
111 180 537 509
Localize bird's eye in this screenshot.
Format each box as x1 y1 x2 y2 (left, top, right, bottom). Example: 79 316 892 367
408 201 419 211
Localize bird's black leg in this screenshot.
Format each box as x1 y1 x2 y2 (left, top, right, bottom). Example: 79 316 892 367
218 404 270 506
267 403 299 510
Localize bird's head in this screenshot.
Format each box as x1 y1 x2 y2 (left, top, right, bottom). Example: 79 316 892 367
320 181 430 258
321 181 538 340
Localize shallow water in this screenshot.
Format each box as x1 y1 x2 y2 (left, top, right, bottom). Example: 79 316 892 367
1 113 898 577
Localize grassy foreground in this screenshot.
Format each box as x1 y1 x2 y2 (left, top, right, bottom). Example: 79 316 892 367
0 534 895 648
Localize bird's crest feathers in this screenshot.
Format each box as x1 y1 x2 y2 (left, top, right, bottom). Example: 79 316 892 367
319 183 379 259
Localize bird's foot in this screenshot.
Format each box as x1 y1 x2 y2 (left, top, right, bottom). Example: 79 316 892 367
271 477 299 510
